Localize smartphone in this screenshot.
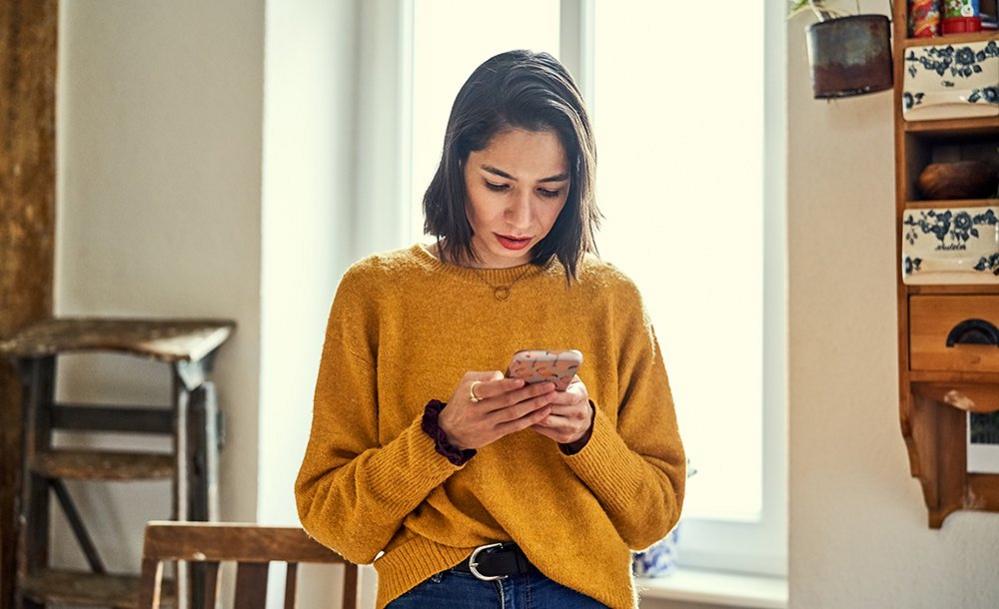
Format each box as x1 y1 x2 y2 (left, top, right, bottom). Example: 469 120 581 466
506 349 583 391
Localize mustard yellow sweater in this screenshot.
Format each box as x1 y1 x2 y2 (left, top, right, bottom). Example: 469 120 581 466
294 242 685 609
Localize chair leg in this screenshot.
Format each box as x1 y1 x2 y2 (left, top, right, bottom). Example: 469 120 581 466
180 375 221 609
2 360 25 609
18 356 55 609
171 368 191 609
137 558 165 609
187 384 207 609
202 382 220 522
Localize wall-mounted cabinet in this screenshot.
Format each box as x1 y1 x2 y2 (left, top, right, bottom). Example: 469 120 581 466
893 4 999 528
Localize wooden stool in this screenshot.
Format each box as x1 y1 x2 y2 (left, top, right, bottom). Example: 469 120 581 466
0 317 236 609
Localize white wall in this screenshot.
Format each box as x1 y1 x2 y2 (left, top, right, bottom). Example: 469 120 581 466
258 0 357 530
258 0 372 607
786 9 999 609
54 0 264 575
258 1 415 605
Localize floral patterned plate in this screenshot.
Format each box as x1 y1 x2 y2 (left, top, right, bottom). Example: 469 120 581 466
902 207 999 284
902 40 999 121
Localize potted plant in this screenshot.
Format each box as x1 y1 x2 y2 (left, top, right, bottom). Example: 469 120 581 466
788 0 895 99
788 0 855 20
631 458 698 578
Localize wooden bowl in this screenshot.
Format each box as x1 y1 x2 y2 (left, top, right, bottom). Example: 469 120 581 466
917 161 999 200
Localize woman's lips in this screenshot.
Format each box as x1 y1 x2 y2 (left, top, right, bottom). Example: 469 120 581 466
495 233 532 250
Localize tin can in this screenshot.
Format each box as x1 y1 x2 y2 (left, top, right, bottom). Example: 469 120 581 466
943 0 979 17
910 0 942 36
943 0 982 31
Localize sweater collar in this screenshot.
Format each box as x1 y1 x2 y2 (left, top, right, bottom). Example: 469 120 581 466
411 242 559 285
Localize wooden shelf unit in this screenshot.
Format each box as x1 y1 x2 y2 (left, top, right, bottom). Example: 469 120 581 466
892 3 999 528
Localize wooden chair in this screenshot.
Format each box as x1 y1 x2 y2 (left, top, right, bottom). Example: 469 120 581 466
138 521 359 609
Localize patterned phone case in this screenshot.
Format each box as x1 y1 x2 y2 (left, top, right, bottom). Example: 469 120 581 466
506 349 583 391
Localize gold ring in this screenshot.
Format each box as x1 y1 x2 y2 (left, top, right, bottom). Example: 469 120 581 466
469 381 483 403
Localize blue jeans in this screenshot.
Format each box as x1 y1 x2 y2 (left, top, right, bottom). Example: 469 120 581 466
385 563 610 608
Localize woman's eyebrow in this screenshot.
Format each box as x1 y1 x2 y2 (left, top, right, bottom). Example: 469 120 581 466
481 164 569 183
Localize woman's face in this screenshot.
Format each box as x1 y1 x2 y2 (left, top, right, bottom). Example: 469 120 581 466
462 128 570 268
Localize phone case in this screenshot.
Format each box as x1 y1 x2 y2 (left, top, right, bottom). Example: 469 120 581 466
506 349 583 391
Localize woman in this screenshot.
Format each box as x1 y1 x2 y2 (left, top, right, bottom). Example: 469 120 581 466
295 49 685 609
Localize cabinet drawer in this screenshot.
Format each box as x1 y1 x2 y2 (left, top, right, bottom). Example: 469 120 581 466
910 296 999 371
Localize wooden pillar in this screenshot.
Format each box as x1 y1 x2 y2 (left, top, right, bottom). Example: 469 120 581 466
0 3 58 609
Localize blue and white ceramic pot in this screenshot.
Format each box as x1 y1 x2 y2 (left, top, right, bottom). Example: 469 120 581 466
631 522 682 577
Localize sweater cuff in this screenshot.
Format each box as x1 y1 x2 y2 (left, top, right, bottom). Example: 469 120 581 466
366 408 471 519
560 401 644 514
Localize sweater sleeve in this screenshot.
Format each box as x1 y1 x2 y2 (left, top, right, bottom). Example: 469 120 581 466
294 265 467 565
561 281 687 552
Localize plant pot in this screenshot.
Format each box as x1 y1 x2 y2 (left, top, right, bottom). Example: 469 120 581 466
806 14 893 99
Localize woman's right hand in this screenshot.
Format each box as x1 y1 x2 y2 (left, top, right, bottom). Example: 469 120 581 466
438 371 557 450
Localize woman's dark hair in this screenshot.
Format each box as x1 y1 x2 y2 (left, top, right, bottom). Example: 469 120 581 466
422 49 602 284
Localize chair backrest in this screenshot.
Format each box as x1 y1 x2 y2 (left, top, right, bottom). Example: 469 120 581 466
138 521 359 609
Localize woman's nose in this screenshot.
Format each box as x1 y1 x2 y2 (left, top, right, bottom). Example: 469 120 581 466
506 191 532 227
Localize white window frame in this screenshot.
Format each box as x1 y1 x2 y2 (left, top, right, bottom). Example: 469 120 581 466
556 0 786 577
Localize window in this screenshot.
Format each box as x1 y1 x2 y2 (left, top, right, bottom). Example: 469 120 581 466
590 0 785 576
593 0 765 525
407 0 786 577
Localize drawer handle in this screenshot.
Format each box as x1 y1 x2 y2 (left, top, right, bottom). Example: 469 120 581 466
946 319 999 347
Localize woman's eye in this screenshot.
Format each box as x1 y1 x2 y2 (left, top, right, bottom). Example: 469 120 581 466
485 181 561 199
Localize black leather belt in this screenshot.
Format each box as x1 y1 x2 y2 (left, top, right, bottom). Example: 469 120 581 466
450 542 536 581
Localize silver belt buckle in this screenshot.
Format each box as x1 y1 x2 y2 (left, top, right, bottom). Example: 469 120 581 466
468 542 509 581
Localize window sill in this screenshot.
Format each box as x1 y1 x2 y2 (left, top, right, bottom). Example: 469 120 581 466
635 567 788 609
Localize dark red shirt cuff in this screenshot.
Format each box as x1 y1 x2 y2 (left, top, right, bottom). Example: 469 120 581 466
558 400 596 455
421 399 476 466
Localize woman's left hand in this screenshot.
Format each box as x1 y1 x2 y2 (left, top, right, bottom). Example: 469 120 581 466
530 375 593 443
